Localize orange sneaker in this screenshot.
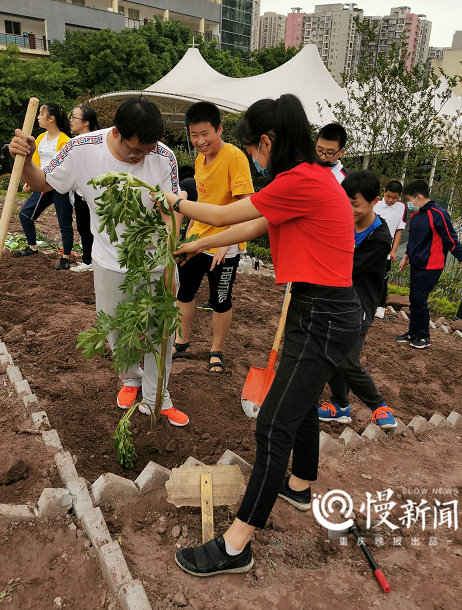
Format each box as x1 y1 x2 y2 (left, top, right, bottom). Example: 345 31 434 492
138 404 189 426
117 386 139 409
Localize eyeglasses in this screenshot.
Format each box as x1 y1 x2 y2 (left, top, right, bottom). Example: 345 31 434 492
316 146 342 159
69 115 83 121
121 138 154 158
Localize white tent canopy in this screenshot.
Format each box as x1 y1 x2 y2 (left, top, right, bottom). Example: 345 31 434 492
95 45 348 125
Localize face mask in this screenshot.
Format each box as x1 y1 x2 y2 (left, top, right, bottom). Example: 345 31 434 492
407 196 420 212
253 142 271 179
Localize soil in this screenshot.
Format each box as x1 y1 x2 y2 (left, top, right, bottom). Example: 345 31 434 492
1 199 461 609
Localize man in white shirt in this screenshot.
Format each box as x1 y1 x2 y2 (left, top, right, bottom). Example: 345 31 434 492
373 180 407 319
316 124 348 183
9 97 189 427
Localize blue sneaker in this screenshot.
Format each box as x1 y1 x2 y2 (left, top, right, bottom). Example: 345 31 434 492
318 401 352 423
371 405 398 430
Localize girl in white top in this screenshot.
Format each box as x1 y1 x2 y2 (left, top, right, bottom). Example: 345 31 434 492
69 105 101 272
14 102 74 271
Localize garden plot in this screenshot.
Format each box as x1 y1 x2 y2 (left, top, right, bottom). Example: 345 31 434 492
1 200 462 609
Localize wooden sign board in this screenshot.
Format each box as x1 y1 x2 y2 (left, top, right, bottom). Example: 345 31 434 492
165 465 245 508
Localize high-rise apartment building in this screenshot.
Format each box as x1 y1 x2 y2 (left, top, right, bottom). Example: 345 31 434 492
250 0 260 51
285 7 305 48
259 12 286 50
302 4 364 83
431 30 462 97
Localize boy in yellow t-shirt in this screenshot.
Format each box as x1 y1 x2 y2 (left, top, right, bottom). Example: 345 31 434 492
174 102 254 373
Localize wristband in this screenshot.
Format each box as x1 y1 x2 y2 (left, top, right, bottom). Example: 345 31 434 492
173 198 182 213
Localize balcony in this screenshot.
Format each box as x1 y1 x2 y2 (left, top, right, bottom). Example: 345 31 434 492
0 32 50 56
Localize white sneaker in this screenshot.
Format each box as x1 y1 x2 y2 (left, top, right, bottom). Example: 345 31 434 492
70 262 93 272
375 307 385 319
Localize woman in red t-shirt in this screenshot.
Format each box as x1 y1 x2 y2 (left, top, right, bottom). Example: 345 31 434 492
159 94 362 577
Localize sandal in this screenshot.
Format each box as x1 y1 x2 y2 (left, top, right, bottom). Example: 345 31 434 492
175 535 253 577
208 351 225 374
172 341 192 359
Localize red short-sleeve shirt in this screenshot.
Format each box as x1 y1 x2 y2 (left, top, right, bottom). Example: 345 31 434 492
250 163 354 286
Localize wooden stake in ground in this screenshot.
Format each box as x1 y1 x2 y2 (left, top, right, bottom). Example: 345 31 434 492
165 465 245 544
0 97 39 262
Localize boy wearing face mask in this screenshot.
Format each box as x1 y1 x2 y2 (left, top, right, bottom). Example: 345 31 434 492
396 180 462 349
173 102 254 373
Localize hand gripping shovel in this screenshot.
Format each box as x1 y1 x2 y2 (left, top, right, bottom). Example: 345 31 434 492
0 97 39 261
241 282 291 418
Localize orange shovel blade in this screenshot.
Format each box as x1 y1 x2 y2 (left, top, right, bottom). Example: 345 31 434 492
241 350 277 418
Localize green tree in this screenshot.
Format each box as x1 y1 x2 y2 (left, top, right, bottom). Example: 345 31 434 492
251 41 301 72
325 19 461 184
0 44 80 144
50 28 163 95
197 39 263 77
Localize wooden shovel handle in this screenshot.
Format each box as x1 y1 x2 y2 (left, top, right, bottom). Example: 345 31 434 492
0 97 39 261
271 282 292 353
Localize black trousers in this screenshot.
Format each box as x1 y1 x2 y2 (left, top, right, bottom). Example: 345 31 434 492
408 266 443 339
328 330 385 411
236 283 361 528
74 193 93 265
378 259 392 308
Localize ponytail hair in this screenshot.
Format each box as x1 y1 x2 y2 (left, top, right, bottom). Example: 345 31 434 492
236 94 329 179
75 104 100 132
42 102 71 138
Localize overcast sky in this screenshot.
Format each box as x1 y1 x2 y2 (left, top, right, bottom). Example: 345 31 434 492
260 0 461 47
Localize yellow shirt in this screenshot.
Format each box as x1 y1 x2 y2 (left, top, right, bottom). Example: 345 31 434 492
189 143 254 254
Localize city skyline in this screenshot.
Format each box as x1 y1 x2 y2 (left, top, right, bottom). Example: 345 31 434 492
260 0 461 47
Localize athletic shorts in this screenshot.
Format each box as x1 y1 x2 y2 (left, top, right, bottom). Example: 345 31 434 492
177 253 240 313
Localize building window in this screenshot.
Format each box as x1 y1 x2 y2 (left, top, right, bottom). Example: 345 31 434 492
118 6 125 14
128 8 140 20
5 20 21 35
72 0 85 6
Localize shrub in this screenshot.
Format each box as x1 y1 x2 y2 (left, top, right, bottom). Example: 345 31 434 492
427 296 458 319
387 284 409 296
247 242 272 262
0 173 24 192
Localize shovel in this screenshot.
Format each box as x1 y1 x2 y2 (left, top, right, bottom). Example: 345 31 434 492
0 97 39 261
241 282 292 418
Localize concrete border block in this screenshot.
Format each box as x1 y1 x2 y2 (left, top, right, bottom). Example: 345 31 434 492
118 579 152 610
135 461 171 494
0 342 7 355
0 353 13 374
0 504 37 527
319 430 344 454
67 477 93 518
182 456 206 467
407 415 428 435
339 427 365 449
98 541 133 595
81 507 112 549
14 379 31 399
440 325 450 334
387 306 397 315
428 413 447 428
388 418 409 437
399 310 409 320
42 430 63 453
31 411 50 430
216 449 253 474
454 330 462 339
54 451 79 485
429 320 437 329
22 394 40 413
37 488 72 519
92 473 138 504
361 423 387 442
447 411 462 428
6 365 22 384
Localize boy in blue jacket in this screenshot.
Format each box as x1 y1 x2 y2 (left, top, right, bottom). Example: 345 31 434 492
396 180 462 348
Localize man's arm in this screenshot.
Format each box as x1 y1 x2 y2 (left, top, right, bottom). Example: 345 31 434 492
433 208 462 262
9 130 52 192
390 229 403 262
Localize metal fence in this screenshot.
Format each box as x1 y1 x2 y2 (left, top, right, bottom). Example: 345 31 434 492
0 33 50 51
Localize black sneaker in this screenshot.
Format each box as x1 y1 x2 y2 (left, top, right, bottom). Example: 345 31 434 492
13 246 39 258
196 301 213 312
175 534 253 577
278 476 312 511
395 332 416 343
411 337 431 349
55 258 70 270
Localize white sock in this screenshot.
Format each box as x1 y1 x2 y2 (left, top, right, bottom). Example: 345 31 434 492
224 539 242 556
